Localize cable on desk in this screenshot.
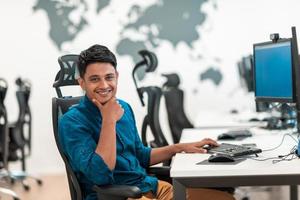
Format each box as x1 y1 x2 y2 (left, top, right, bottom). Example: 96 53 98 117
262 133 298 152
272 146 298 164
249 145 298 163
249 156 279 162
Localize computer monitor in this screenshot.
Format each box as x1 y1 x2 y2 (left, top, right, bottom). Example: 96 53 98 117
253 39 295 103
253 27 300 155
237 55 271 112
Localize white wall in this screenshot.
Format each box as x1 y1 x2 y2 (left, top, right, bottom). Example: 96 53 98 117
1 0 300 174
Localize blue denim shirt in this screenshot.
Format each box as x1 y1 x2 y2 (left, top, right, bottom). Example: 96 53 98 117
58 96 158 200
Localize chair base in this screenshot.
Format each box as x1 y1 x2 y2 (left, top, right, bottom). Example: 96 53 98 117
10 170 43 190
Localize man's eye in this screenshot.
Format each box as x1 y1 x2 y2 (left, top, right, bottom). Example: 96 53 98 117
90 77 100 82
106 76 115 81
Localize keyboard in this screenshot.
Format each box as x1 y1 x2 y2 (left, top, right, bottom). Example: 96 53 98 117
205 143 262 157
217 130 253 140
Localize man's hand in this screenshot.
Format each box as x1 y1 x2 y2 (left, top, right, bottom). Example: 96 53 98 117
150 138 219 165
92 97 124 123
179 138 219 153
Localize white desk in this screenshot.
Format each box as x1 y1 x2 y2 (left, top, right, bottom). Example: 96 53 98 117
170 128 300 200
194 110 268 129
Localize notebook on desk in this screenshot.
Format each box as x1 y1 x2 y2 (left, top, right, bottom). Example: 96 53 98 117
205 143 262 157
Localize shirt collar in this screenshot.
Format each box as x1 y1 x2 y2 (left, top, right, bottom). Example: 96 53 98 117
82 95 101 116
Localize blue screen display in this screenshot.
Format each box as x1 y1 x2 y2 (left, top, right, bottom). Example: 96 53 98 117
254 41 293 101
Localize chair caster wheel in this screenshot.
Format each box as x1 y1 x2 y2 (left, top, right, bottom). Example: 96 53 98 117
23 185 30 191
37 179 43 185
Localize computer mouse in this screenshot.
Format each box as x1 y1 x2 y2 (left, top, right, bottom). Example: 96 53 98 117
217 133 235 140
208 154 235 162
249 118 260 122
230 109 238 114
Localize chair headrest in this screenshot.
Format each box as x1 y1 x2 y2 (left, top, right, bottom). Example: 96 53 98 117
162 73 180 88
132 50 158 106
15 77 31 92
138 50 158 73
53 54 79 89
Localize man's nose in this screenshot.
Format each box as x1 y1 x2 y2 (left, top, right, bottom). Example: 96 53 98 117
98 80 108 87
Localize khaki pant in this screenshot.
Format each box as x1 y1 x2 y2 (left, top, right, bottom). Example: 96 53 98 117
128 180 235 200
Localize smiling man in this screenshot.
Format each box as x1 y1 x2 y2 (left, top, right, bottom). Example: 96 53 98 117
58 44 235 200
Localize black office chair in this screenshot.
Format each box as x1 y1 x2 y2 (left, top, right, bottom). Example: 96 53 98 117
139 86 169 148
8 77 42 190
52 54 143 200
162 73 194 143
9 78 33 158
0 78 20 200
132 50 172 168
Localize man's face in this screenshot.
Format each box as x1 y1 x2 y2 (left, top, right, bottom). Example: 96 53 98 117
79 62 118 105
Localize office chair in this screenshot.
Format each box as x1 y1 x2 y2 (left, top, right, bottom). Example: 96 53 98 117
132 50 172 168
132 50 168 148
161 73 193 143
139 86 169 148
0 78 20 200
52 54 143 200
8 77 42 190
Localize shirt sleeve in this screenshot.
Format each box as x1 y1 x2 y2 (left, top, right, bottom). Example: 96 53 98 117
59 113 114 186
127 104 152 168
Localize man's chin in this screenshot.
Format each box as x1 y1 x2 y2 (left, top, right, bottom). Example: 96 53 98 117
97 96 112 105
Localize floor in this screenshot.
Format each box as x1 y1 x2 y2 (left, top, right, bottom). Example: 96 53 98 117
0 173 298 200
0 174 70 200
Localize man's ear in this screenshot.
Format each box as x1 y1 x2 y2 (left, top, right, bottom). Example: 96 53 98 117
78 77 85 90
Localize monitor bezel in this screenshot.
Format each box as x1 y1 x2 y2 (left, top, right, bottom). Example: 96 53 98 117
253 38 296 103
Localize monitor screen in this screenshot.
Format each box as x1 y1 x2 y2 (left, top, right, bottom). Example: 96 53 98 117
254 39 294 102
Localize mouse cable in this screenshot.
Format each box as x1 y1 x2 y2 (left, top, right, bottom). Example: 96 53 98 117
249 145 298 163
262 133 298 152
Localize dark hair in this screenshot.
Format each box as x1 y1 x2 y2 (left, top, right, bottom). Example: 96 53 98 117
78 44 117 78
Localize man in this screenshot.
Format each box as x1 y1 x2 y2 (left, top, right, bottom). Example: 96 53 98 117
59 44 235 200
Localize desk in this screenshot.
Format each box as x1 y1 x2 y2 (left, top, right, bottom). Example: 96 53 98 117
170 128 300 200
194 110 268 129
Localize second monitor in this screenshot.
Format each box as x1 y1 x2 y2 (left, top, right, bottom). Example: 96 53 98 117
253 39 295 103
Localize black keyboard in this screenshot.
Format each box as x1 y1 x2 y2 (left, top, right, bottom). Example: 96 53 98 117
205 143 262 157
217 130 253 140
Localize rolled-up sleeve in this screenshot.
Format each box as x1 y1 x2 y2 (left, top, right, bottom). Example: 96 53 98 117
59 114 114 185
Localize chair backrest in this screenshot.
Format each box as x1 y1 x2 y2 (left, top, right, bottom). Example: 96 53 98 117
139 86 168 148
14 78 32 154
7 78 32 171
53 54 84 200
162 73 193 143
52 96 82 200
0 78 9 169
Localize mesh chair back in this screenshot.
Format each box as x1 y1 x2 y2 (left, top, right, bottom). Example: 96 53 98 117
52 97 82 200
0 79 8 169
139 86 168 148
162 73 193 143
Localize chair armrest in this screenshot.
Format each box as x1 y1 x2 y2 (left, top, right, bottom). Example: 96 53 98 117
93 184 142 199
147 166 171 183
147 166 170 177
